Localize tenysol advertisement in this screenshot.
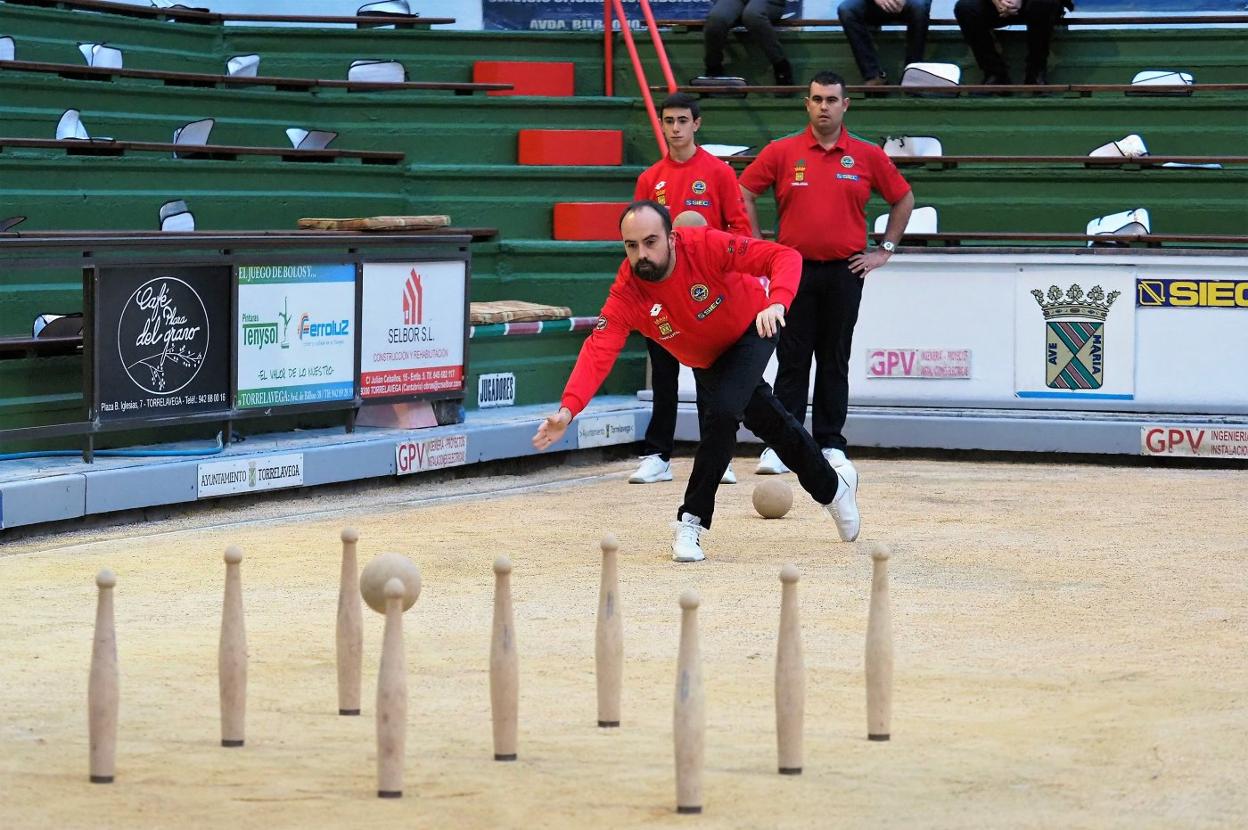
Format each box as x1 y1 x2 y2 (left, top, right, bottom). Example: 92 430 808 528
236 264 357 409
360 261 467 400
95 265 231 422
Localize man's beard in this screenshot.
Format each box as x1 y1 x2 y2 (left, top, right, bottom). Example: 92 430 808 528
632 253 670 282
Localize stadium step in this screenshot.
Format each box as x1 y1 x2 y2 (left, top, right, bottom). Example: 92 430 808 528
552 202 631 241
473 60 575 97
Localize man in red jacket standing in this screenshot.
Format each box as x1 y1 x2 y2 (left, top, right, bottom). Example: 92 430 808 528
532 201 860 562
630 92 752 487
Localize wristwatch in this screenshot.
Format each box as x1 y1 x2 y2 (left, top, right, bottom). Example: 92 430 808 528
880 240 896 254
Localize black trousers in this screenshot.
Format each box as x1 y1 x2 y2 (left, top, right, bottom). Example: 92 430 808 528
773 259 862 452
704 0 789 73
642 338 680 460
953 0 1064 80
678 325 839 529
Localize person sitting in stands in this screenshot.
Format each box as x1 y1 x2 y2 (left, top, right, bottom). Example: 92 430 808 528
837 0 933 86
954 0 1072 86
701 0 794 86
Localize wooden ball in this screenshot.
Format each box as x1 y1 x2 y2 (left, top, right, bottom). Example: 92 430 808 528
360 553 421 614
752 479 793 519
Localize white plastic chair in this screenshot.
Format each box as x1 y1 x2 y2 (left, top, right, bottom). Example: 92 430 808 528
159 200 195 231
0 36 14 62
1131 70 1193 87
1086 208 1151 245
78 43 123 69
875 205 937 235
172 118 214 157
358 0 411 14
901 62 960 88
226 54 260 77
285 128 338 150
348 59 406 83
56 109 90 140
1088 134 1148 158
883 136 943 158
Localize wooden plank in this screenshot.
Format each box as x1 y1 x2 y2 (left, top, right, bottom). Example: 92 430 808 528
298 216 451 231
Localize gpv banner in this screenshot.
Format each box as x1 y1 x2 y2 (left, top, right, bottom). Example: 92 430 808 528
484 0 718 31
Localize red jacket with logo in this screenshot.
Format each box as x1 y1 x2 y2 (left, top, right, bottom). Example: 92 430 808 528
560 226 801 417
634 147 750 234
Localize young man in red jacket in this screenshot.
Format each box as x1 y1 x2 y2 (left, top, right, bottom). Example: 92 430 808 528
630 92 752 487
532 201 860 562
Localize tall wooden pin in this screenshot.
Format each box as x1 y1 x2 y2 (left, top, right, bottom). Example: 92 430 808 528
336 527 363 716
360 554 421 799
490 556 519 761
865 543 893 742
88 569 118 784
674 589 704 815
219 545 247 748
376 577 409 797
595 533 622 728
775 564 805 774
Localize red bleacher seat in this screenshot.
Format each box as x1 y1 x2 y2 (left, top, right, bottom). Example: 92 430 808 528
518 129 623 166
553 202 631 241
473 61 574 97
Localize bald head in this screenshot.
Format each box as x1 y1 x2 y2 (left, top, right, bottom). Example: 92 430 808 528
672 210 708 228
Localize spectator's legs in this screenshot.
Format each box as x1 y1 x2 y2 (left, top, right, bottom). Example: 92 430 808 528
954 0 1010 82
902 0 934 69
837 0 887 82
772 260 822 429
641 339 680 461
1021 0 1063 82
703 0 747 75
810 260 862 451
741 0 792 83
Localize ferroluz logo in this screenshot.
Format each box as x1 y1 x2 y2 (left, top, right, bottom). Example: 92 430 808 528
117 276 209 394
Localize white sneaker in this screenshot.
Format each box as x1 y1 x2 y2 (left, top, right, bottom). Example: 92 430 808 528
822 447 855 474
720 462 737 484
822 464 860 542
755 447 789 475
671 513 706 562
629 454 673 484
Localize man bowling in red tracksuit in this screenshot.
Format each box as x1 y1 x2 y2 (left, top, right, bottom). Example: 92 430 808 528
532 200 860 562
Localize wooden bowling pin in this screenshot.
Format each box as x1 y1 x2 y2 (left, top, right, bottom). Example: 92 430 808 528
490 556 519 761
595 533 623 728
376 577 408 797
674 589 704 815
88 569 118 784
866 543 893 741
219 546 247 748
775 564 805 774
336 527 363 716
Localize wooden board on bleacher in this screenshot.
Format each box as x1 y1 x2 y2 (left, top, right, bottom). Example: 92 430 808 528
297 215 451 232
469 300 572 325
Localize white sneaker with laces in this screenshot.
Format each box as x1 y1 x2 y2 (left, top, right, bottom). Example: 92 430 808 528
823 464 861 542
822 447 855 473
629 454 673 484
720 462 737 484
671 512 706 562
755 447 789 475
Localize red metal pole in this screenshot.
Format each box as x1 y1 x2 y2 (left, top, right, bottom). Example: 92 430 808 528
635 0 677 93
612 0 665 157
603 0 613 97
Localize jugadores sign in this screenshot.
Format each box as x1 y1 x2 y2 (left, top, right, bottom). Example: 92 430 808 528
360 261 467 399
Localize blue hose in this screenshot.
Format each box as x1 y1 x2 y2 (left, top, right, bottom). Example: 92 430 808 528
0 432 225 461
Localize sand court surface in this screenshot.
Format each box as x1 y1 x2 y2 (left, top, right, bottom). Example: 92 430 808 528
1 454 1245 829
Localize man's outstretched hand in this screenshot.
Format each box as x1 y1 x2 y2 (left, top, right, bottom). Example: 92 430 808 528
533 407 572 451
755 302 786 338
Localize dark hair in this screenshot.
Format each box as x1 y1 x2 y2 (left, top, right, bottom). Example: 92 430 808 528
659 92 700 120
809 70 847 94
619 200 673 235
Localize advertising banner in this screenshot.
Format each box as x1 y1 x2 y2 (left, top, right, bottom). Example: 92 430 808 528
1014 269 1136 401
395 434 469 476
236 264 357 409
197 453 305 498
360 261 467 400
484 0 716 31
577 413 636 448
96 265 231 422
